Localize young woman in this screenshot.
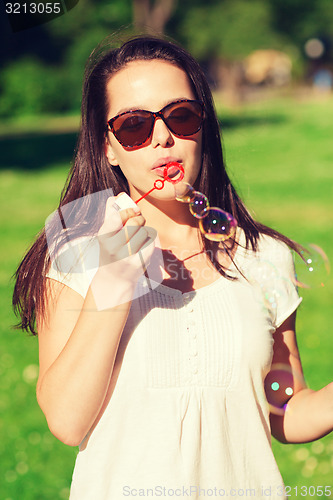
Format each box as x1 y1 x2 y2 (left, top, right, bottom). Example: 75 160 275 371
13 35 333 499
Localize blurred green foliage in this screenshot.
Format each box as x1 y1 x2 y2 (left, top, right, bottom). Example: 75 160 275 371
180 0 286 60
1 0 333 118
0 57 72 116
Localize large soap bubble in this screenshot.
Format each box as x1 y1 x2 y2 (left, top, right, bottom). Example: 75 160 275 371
198 208 237 242
293 243 330 289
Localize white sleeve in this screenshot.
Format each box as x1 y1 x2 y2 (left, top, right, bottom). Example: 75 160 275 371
260 236 303 329
273 244 303 328
45 236 99 298
243 234 303 329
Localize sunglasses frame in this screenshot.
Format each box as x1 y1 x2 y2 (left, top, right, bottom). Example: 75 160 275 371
106 99 204 148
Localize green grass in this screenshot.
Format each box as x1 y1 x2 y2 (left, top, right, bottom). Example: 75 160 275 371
1 94 333 499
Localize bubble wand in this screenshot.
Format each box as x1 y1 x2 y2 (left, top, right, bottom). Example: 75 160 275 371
134 161 185 203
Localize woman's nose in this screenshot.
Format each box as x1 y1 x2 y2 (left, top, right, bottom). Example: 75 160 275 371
150 117 174 148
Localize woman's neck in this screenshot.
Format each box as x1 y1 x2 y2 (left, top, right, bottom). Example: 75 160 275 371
131 193 200 247
131 188 198 245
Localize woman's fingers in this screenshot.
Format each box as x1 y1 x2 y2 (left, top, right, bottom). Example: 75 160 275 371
98 195 152 266
92 196 159 308
99 213 144 253
108 226 149 261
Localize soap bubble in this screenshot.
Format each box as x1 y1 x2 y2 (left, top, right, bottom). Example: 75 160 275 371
293 243 330 289
247 260 280 296
189 191 210 218
246 260 292 319
264 363 304 416
174 182 196 203
198 208 237 241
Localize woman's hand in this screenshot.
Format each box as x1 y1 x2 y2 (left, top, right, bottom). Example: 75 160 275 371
93 194 156 309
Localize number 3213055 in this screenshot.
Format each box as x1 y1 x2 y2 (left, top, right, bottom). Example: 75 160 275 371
5 3 62 14
277 485 332 496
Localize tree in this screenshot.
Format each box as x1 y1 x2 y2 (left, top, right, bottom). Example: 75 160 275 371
132 0 176 33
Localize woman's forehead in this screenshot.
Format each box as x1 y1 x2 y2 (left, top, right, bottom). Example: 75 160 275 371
105 60 195 115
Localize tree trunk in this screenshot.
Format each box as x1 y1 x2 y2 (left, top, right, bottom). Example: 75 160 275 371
133 0 176 34
210 59 245 106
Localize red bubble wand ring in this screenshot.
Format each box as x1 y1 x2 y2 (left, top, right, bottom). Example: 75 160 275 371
135 162 184 203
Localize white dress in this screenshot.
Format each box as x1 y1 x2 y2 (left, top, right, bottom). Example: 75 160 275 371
46 229 302 499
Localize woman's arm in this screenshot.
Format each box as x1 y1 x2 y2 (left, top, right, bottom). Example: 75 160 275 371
37 277 133 447
267 311 333 444
37 206 151 447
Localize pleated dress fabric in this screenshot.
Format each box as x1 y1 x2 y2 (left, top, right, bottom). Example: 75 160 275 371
46 230 302 499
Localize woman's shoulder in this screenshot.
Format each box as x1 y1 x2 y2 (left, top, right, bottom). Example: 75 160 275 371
257 232 293 260
46 235 99 298
236 228 295 272
49 235 99 273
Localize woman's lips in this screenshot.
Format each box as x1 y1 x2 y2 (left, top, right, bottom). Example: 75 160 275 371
153 162 182 178
153 167 167 177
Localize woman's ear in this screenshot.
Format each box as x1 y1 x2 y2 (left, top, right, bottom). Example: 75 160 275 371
104 134 119 167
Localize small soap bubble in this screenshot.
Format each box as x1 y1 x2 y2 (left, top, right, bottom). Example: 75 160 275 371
248 260 279 285
247 260 279 307
189 191 210 218
198 208 237 241
263 279 289 313
264 364 293 415
174 181 196 203
247 260 295 320
294 243 330 289
264 363 304 416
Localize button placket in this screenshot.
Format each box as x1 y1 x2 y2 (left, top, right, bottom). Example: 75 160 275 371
183 293 199 380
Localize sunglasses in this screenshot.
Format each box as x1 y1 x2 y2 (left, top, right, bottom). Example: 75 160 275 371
107 99 204 148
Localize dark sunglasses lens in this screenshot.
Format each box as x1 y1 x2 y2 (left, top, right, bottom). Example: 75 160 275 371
113 111 153 147
165 102 203 136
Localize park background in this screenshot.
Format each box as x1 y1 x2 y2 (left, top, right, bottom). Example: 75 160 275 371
0 0 332 498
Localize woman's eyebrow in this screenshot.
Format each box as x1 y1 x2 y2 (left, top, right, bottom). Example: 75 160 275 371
112 97 194 117
112 105 140 115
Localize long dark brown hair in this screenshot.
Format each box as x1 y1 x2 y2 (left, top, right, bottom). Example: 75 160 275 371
13 34 302 335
